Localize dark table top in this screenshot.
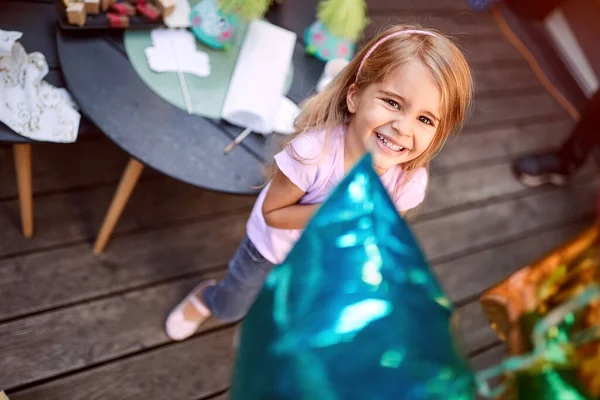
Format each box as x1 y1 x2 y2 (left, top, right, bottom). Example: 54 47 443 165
55 1 324 194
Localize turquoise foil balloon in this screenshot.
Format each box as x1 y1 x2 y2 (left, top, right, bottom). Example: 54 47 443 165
230 155 476 400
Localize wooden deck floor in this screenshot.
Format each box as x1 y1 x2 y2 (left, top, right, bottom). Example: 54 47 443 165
1 1 596 399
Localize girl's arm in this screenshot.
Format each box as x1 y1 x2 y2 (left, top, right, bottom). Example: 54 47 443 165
262 169 320 230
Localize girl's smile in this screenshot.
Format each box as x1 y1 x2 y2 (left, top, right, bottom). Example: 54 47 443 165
374 131 410 155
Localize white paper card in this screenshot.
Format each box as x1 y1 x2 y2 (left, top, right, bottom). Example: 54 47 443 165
221 20 296 134
145 28 210 77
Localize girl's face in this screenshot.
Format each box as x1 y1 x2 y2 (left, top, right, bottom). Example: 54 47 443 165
346 60 441 174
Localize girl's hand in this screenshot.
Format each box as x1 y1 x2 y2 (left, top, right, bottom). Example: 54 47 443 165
262 169 320 229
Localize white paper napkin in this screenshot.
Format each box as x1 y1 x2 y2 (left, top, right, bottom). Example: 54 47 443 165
221 20 296 134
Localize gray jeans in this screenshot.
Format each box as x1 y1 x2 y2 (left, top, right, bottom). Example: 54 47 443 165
202 235 275 322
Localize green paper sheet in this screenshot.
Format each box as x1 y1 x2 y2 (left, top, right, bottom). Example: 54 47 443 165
124 18 293 120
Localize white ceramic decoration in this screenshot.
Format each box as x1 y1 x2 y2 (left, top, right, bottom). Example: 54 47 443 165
0 29 80 142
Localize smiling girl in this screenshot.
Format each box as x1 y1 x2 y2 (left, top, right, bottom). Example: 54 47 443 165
166 25 474 341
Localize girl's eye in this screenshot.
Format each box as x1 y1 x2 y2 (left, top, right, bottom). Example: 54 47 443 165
418 116 433 126
386 99 400 109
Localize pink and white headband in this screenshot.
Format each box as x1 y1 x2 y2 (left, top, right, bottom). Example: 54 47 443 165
356 29 441 79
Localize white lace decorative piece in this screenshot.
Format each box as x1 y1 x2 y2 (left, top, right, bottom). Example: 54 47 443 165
0 29 80 143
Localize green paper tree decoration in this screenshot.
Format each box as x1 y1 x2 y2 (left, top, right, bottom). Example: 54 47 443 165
217 0 275 21
317 0 369 41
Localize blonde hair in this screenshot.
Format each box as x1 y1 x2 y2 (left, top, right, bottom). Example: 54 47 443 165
268 24 473 194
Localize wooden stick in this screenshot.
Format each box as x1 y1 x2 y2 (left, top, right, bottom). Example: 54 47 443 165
170 36 193 115
13 143 33 238
224 127 252 154
94 158 144 254
176 69 193 115
1 391 10 400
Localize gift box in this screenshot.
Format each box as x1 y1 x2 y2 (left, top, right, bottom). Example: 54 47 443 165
480 225 600 396
481 226 597 352
66 2 87 27
100 0 115 12
154 0 175 17
84 0 100 14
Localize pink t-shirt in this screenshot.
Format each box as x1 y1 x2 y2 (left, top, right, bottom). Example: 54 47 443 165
247 126 428 264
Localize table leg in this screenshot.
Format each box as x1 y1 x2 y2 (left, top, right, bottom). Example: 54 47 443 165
94 158 144 254
13 143 33 238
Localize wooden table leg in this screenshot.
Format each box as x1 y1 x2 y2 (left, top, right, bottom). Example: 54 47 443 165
94 158 144 254
13 143 33 238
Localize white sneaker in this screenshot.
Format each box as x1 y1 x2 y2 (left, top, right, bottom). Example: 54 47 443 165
165 280 216 341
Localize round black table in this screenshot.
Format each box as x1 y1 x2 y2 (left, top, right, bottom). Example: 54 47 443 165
56 4 324 252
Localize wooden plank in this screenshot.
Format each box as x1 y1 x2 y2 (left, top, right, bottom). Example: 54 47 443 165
433 118 573 170
473 65 544 95
0 128 586 260
0 167 592 321
457 301 499 353
8 328 236 400
0 139 134 200
364 21 521 67
0 170 254 258
470 343 506 371
470 343 506 396
1 2 60 69
468 92 566 128
462 38 525 67
0 222 592 384
0 275 229 390
367 0 474 13
435 219 591 304
365 14 502 39
0 276 499 393
0 274 500 391
413 179 597 260
0 280 502 393
0 212 247 322
422 159 594 216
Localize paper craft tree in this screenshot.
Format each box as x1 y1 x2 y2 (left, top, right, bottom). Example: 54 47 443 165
218 0 274 20
145 28 210 114
190 0 237 50
194 0 368 61
145 29 210 77
230 154 476 400
305 0 369 61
